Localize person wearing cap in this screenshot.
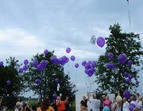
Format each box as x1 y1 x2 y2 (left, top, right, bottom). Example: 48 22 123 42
112 89 122 111
123 97 129 111
87 92 101 111
103 106 110 111
137 96 142 111
130 96 138 107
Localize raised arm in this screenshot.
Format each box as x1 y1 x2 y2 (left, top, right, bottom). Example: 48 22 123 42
87 92 90 101
118 88 120 96
27 97 31 105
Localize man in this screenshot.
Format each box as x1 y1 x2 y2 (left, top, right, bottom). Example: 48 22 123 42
123 97 129 111
80 96 88 111
56 96 65 111
130 96 138 107
87 92 100 111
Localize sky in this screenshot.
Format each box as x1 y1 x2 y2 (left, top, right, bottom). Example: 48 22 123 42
0 0 143 98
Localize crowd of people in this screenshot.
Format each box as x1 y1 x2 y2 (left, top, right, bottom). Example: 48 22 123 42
0 95 71 111
80 89 143 111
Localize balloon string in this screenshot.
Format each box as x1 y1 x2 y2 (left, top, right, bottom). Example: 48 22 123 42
127 1 131 31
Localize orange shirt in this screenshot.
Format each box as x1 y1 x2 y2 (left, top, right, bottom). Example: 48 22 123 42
56 101 65 111
38 106 54 111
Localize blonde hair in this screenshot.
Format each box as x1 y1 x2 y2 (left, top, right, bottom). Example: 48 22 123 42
133 107 140 111
116 96 122 105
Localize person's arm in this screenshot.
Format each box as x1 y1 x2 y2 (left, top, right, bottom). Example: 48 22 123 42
135 90 139 101
56 100 60 106
118 88 120 96
112 104 117 111
87 92 90 101
27 97 30 105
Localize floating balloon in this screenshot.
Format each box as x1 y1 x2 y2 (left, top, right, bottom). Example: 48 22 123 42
23 65 28 71
66 47 71 53
19 68 23 73
118 54 127 64
124 72 128 77
44 49 48 55
55 78 59 83
106 63 112 69
6 80 11 86
136 81 139 86
40 60 49 68
128 74 133 80
37 64 43 72
0 61 4 66
82 61 86 66
53 93 57 98
108 53 114 59
129 103 136 111
125 79 130 84
70 55 75 61
35 79 40 85
97 37 105 47
128 60 133 66
75 63 79 68
33 59 38 67
92 61 96 67
24 59 29 65
123 90 130 99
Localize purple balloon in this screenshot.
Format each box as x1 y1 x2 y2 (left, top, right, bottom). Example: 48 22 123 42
75 63 79 68
55 78 59 83
40 60 49 68
92 61 96 67
6 80 11 86
106 63 112 69
136 81 139 85
33 59 38 67
111 63 116 68
82 61 87 66
85 69 89 74
53 93 57 98
124 72 129 77
118 54 127 64
70 55 75 61
125 79 130 84
37 64 43 72
66 47 71 53
19 68 23 73
35 79 40 85
0 61 4 66
129 103 136 111
44 49 48 55
128 60 133 66
123 90 130 99
108 52 114 59
24 59 29 65
128 74 133 80
23 65 28 71
97 37 105 47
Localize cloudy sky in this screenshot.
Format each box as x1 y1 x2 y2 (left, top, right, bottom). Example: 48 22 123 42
0 0 143 97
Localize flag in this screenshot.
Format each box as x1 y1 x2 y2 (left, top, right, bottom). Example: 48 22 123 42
90 35 96 45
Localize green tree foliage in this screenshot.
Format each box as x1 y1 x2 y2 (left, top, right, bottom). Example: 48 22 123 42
0 57 24 97
95 24 143 96
23 51 76 101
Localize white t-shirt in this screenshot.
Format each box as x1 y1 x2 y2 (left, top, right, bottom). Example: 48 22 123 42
16 102 23 106
114 103 121 111
89 99 101 111
130 101 138 107
123 101 129 111
137 101 142 111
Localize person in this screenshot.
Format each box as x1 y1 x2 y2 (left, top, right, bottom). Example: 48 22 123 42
80 96 88 111
51 99 57 111
137 96 142 111
135 90 140 103
111 97 116 110
123 97 129 111
64 96 71 111
133 107 140 111
87 92 100 111
15 98 23 111
56 96 66 111
130 96 138 107
102 106 110 111
38 98 54 111
103 96 112 110
31 105 37 111
24 97 31 111
112 89 122 111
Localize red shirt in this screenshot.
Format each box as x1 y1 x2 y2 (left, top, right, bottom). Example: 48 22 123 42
56 101 65 111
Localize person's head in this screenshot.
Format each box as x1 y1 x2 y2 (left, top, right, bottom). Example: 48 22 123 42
139 96 142 101
66 96 69 100
103 106 110 111
130 96 134 102
123 97 127 103
106 96 109 100
136 93 140 98
57 96 61 101
116 96 122 106
41 98 50 110
133 107 140 111
18 97 22 102
83 96 86 100
32 104 37 111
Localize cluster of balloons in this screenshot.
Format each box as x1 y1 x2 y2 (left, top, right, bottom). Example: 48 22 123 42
0 61 4 66
37 60 49 72
82 60 96 77
51 56 69 66
19 59 29 73
106 63 116 69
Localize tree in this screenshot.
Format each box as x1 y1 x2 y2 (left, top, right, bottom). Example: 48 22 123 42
0 57 24 97
95 23 143 96
23 51 76 101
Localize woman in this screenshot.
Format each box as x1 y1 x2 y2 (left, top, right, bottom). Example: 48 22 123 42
103 96 112 110
123 97 129 111
15 98 23 111
38 98 54 111
80 96 88 111
112 89 122 111
137 96 142 111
